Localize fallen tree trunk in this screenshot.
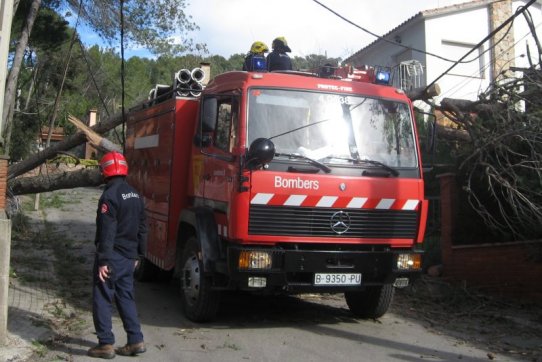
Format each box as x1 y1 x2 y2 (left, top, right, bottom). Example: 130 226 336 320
67 114 122 153
406 83 441 101
8 114 124 195
9 167 102 195
435 124 471 142
438 97 504 114
8 111 124 180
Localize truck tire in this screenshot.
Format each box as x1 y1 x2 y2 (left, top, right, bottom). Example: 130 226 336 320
180 236 220 322
134 257 158 282
344 284 394 319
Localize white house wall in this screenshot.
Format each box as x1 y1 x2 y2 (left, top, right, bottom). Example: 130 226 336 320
350 21 427 70
424 6 492 102
347 0 542 105
397 22 427 65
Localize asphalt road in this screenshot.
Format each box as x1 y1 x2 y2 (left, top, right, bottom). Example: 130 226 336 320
68 285 511 362
10 187 532 362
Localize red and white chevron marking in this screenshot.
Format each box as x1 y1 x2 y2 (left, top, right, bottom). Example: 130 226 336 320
250 193 420 210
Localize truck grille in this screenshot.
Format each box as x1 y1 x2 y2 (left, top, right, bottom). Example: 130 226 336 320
249 205 418 239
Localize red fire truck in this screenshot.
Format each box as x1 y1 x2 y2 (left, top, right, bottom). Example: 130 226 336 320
125 65 428 322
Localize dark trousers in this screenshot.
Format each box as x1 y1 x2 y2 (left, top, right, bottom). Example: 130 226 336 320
92 251 144 345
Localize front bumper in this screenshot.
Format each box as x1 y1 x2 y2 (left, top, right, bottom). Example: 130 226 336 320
225 245 422 293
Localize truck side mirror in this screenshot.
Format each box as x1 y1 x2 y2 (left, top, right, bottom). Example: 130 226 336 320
194 96 218 148
246 138 275 168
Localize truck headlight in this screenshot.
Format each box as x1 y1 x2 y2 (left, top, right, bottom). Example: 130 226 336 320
397 253 422 270
238 251 272 270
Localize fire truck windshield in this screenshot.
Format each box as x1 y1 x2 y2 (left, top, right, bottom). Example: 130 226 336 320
247 88 418 168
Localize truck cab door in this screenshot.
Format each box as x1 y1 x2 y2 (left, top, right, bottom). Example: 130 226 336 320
199 95 240 217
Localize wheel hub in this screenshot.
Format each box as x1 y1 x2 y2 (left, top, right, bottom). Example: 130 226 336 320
182 254 200 304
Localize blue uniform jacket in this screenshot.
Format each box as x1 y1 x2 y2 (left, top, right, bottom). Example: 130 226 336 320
267 51 292 72
95 177 147 266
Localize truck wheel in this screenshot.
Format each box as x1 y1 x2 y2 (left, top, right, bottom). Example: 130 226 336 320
134 257 158 282
344 284 394 319
180 236 220 322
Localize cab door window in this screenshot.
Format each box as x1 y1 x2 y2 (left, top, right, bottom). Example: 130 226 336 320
199 95 239 154
215 102 232 151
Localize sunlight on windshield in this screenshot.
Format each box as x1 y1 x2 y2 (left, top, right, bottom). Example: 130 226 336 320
247 88 418 167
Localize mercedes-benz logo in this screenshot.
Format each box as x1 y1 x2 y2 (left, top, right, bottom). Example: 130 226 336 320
330 211 351 234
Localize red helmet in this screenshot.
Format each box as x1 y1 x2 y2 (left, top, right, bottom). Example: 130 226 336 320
100 152 128 178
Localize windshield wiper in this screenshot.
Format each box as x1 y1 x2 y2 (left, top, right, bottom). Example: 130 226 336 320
358 159 399 176
275 153 331 173
321 156 399 177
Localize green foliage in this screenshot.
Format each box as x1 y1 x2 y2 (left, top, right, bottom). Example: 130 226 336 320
441 73 542 242
47 155 99 167
292 54 342 72
65 0 205 56
9 5 75 161
227 54 245 73
31 340 49 357
11 1 69 52
41 194 64 209
8 3 349 162
10 113 40 161
206 54 237 76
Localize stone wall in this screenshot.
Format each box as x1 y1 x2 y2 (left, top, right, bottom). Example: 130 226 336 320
489 0 516 80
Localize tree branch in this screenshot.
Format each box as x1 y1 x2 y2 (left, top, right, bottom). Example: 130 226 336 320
7 112 124 180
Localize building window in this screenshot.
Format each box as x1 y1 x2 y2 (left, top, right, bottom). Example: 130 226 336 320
441 40 485 78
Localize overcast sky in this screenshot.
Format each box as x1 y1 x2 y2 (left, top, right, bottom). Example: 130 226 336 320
184 0 469 59
78 0 471 59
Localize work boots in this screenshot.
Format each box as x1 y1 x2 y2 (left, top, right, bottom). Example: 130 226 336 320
115 342 146 356
87 344 115 359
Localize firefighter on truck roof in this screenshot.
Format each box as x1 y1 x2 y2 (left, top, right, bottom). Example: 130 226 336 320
267 36 293 71
243 40 269 71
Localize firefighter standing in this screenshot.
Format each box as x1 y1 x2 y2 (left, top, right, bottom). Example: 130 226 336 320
267 36 293 71
242 40 269 71
87 151 148 359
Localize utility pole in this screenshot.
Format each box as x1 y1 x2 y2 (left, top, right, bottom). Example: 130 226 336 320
0 0 14 346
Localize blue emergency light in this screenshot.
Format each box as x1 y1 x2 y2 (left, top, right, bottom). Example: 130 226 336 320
251 55 267 71
375 69 391 85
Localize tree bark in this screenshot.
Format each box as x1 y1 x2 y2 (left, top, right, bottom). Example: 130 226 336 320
435 124 471 142
8 167 102 195
439 97 503 114
2 0 42 146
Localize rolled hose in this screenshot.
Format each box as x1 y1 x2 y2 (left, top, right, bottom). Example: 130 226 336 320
175 69 192 84
191 67 205 83
189 81 203 97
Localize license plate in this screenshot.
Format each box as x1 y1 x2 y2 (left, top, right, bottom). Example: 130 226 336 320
314 273 362 286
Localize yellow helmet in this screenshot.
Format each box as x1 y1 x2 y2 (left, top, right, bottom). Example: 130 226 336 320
272 36 291 52
250 41 269 54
